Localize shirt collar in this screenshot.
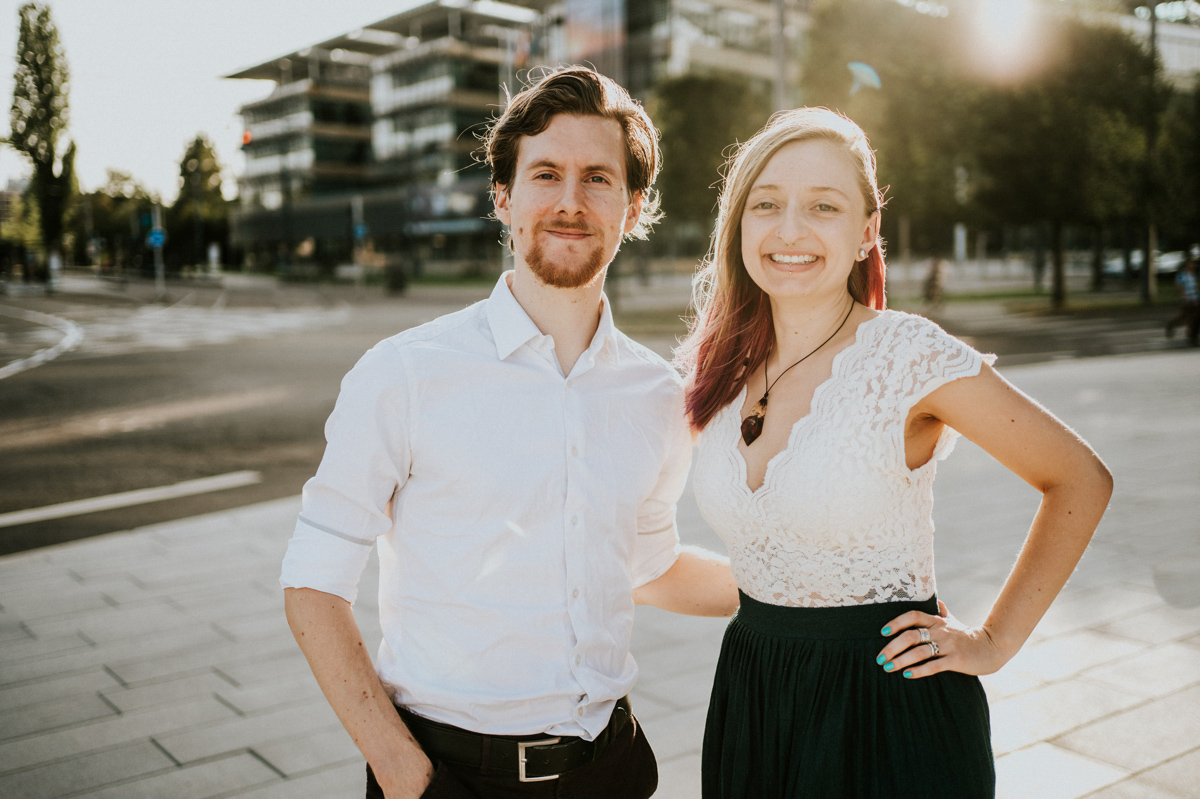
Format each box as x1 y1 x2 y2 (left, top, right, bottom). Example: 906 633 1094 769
486 273 542 360
485 271 620 366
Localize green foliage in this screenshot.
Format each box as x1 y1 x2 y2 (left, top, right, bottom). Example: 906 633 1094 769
8 2 73 266
1154 85 1200 241
166 135 231 268
0 189 42 249
9 3 68 165
66 170 153 269
973 19 1153 227
802 0 985 249
651 75 772 230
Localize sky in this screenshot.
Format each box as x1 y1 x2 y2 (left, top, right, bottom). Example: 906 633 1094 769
0 1 421 203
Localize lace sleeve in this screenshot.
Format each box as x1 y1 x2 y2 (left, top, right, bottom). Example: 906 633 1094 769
893 315 996 465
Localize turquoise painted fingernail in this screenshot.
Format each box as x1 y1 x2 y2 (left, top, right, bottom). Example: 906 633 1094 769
876 654 886 665
881 626 891 635
884 662 895 672
903 670 913 679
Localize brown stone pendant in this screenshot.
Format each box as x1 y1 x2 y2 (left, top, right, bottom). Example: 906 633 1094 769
741 399 767 445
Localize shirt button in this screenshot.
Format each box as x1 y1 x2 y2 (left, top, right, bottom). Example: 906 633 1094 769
572 588 580 599
574 654 582 665
576 707 584 716
570 446 579 457
571 515 579 526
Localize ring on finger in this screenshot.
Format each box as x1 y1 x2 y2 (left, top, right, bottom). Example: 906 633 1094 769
927 640 940 657
918 627 931 644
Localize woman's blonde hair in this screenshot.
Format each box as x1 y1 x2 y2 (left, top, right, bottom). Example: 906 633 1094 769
677 107 886 430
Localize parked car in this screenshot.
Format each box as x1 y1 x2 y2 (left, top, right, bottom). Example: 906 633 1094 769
1102 250 1186 278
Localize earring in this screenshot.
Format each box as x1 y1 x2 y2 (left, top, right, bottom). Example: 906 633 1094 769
858 249 867 259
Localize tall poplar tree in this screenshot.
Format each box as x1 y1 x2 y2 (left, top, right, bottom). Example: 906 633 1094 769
9 2 74 281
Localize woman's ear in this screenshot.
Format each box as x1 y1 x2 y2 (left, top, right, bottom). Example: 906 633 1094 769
860 210 881 254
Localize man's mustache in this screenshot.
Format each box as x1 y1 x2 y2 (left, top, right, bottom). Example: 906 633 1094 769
536 221 596 235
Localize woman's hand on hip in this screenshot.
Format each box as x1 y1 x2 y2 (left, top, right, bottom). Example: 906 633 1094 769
875 601 1012 680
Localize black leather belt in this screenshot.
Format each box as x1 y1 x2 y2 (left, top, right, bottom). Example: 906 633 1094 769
397 697 632 782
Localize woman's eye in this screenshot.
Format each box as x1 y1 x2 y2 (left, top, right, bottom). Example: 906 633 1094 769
815 203 839 212
753 201 777 210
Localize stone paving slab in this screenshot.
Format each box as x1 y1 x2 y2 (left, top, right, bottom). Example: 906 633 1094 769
1 350 1198 798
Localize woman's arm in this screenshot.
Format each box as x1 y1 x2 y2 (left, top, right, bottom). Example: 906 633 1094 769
877 362 1113 679
634 547 740 617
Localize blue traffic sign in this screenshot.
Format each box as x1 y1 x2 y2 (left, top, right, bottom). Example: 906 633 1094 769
147 228 166 249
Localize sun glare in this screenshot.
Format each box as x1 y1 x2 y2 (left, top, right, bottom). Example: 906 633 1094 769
974 0 1038 79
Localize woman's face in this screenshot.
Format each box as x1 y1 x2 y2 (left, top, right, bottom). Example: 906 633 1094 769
739 138 878 305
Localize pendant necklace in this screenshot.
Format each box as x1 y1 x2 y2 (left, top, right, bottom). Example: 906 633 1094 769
740 300 856 446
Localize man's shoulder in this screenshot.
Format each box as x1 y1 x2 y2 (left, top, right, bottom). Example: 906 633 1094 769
610 328 684 388
377 300 490 356
345 301 489 384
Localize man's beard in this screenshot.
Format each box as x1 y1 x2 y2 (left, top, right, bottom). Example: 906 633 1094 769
524 221 609 289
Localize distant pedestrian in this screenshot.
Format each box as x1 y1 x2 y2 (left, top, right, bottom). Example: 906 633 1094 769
1166 253 1198 346
923 256 945 307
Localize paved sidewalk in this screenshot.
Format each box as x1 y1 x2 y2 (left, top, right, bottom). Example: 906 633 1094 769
2 349 1199 798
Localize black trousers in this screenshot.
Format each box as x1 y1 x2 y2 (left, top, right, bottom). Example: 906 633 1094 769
365 711 658 799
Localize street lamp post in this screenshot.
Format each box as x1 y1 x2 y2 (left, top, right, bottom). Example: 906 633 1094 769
1141 1 1162 303
772 0 789 111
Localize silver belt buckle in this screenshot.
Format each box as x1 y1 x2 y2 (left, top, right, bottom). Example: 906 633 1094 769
517 737 562 782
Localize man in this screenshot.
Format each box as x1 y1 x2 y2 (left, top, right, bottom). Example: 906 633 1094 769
1166 251 1198 346
281 66 739 799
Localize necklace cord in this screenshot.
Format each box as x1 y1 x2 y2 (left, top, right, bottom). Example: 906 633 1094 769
760 298 856 405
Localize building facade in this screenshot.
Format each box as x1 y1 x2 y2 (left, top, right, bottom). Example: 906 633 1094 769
227 0 806 277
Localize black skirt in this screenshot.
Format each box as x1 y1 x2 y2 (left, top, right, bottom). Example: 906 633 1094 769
702 592 994 799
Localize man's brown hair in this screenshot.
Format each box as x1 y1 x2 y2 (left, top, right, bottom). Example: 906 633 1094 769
483 65 662 240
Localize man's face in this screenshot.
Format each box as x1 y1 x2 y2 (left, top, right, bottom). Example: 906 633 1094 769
495 114 643 289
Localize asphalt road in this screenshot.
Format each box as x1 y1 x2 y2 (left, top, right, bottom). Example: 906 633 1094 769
0 271 1187 555
0 276 490 556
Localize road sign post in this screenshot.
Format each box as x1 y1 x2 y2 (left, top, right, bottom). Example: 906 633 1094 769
149 204 166 300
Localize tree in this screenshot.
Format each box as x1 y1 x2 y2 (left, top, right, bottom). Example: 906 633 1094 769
802 0 985 260
973 18 1154 309
8 2 74 281
651 75 772 252
65 170 154 273
166 135 230 271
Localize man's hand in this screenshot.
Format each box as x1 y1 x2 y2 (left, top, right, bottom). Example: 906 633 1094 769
373 757 435 799
284 587 433 797
633 547 739 616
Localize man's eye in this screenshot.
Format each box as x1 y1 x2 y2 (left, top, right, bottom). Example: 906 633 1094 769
587 175 610 184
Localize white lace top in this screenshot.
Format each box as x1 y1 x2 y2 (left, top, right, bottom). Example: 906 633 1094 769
693 310 995 608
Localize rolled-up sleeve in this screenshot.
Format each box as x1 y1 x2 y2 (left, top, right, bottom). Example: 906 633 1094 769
631 389 691 587
280 342 411 603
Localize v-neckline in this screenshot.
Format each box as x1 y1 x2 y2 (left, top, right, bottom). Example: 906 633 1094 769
733 312 887 496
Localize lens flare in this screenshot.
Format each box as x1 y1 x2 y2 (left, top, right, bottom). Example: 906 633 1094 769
974 0 1038 79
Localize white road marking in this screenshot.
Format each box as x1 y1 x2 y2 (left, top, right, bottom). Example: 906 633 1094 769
0 306 84 379
0 471 263 528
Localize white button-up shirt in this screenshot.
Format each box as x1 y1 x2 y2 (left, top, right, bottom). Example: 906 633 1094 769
280 273 690 740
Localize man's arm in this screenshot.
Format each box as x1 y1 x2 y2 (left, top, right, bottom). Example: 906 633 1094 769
284 587 431 799
633 546 739 617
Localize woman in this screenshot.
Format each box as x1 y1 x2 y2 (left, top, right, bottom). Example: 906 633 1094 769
676 108 1113 798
